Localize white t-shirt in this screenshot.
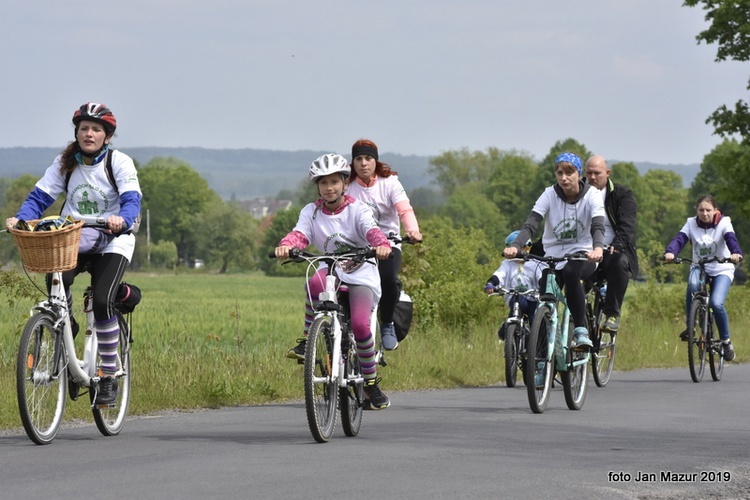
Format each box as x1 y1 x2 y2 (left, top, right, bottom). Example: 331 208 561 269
491 258 547 306
35 150 141 260
347 175 409 241
531 185 605 268
679 216 736 278
292 199 382 300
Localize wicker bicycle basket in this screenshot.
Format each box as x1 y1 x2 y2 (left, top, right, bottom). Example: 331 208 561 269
9 219 84 273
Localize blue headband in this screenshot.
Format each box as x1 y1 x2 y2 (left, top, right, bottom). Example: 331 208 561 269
554 152 582 174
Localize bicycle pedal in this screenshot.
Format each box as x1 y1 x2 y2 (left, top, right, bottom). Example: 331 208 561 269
296 359 304 365
94 403 116 409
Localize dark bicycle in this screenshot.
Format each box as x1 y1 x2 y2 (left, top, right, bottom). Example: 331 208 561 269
488 287 537 388
667 256 739 383
585 276 617 387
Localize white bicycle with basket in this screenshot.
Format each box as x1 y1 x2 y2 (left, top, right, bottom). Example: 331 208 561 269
6 217 132 445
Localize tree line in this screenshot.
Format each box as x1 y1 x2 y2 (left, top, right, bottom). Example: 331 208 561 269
0 136 748 282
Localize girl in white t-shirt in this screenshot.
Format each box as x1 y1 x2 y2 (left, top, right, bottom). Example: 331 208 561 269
6 102 142 406
503 152 605 349
347 139 423 352
275 154 393 410
664 195 744 361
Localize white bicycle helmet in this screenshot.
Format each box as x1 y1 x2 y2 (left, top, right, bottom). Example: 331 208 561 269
309 153 351 182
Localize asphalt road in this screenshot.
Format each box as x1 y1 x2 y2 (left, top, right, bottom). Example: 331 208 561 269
1 364 748 499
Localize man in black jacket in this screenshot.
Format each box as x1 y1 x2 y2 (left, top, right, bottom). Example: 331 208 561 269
584 155 639 332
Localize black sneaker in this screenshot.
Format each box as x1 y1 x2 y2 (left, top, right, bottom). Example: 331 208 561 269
95 376 118 406
723 341 736 361
363 378 390 410
286 338 306 360
679 329 689 342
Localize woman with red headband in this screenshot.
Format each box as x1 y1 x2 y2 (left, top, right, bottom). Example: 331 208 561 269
347 139 423 351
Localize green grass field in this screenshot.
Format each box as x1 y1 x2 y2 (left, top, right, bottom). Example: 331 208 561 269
0 272 746 430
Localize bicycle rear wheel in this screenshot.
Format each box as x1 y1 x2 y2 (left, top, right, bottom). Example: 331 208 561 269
304 315 338 443
526 306 553 413
708 318 724 382
92 312 132 436
687 299 707 383
17 312 67 445
562 336 589 410
504 323 519 388
339 334 364 437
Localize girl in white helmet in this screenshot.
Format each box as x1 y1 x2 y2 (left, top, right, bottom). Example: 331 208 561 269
275 153 393 410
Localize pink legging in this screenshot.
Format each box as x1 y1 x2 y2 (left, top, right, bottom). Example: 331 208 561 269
305 268 378 380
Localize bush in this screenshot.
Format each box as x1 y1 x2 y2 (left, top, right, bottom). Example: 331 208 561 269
402 217 498 332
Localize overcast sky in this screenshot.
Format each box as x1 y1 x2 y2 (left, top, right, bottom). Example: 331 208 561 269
1 1 746 165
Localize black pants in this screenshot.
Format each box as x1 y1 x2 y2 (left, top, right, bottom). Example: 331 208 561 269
377 246 402 324
555 260 597 329
597 251 631 317
47 253 129 322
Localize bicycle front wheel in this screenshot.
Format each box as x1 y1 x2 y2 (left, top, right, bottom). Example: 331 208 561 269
339 335 364 437
526 306 553 414
92 312 132 436
562 336 589 410
17 312 67 445
504 324 519 388
304 315 338 443
687 299 707 383
708 318 724 382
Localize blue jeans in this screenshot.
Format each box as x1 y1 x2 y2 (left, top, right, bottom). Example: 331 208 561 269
686 268 732 341
509 296 538 324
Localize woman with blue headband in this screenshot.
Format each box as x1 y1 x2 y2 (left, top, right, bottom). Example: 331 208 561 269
503 152 605 348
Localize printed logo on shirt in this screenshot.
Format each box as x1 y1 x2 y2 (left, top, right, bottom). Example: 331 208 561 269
553 217 584 243
71 184 110 216
696 234 717 258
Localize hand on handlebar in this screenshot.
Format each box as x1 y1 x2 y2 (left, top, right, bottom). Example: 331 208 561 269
587 247 603 263
503 247 518 259
405 229 423 243
5 217 18 230
275 245 293 260
664 252 675 262
375 244 392 260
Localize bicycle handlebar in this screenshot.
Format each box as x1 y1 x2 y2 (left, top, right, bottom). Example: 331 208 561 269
517 251 590 263
666 256 742 265
268 247 377 263
388 232 422 245
488 286 539 298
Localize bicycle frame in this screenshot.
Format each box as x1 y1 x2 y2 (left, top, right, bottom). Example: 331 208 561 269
537 270 587 373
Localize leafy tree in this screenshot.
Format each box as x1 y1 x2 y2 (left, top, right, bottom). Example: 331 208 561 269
636 169 689 272
484 152 540 233
258 207 305 277
149 240 178 268
428 147 502 197
438 183 507 247
138 158 221 265
408 186 444 214
690 139 750 251
194 202 260 273
684 0 750 138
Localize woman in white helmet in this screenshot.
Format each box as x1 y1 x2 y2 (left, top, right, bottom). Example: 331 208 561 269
275 153 393 410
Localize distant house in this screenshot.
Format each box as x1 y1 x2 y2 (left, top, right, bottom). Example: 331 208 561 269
241 198 293 219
